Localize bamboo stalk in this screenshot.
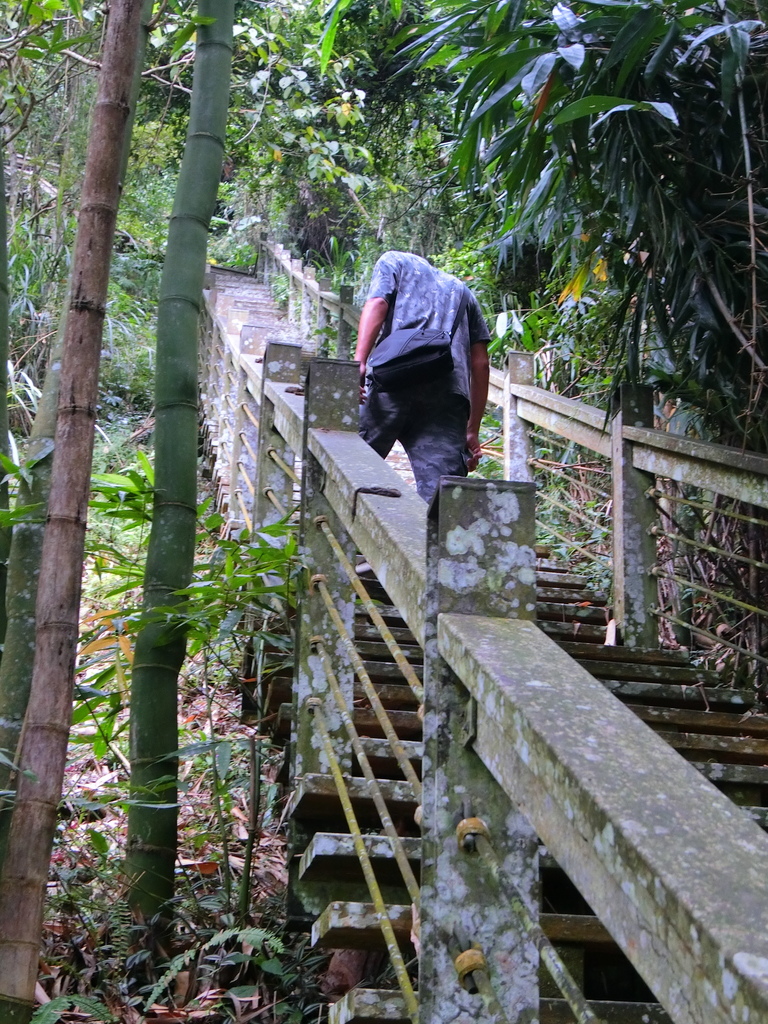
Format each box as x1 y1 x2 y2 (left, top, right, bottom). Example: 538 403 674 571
125 0 235 923
0 2 146 1014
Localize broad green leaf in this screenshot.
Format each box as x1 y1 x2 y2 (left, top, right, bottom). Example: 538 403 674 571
320 0 353 72
88 828 109 855
260 958 285 976
228 985 261 997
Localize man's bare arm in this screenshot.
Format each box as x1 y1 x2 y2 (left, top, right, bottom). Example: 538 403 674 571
466 341 490 471
354 297 389 379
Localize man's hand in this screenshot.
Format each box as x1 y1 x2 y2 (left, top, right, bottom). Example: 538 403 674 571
466 430 482 472
358 361 367 404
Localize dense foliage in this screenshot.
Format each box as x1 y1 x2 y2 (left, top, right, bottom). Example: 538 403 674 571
403 0 768 446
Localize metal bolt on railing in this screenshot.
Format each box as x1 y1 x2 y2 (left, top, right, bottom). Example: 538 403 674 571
267 445 300 486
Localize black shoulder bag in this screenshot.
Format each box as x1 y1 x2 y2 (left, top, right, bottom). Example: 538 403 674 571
367 287 469 393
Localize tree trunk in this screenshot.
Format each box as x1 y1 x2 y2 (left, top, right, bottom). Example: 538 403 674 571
0 2 145 1018
0 0 154 867
125 0 235 923
0 147 9 651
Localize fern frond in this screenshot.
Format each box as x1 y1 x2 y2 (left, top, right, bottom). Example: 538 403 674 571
31 995 117 1024
144 924 284 1007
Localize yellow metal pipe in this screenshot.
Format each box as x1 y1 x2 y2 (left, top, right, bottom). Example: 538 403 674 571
312 638 421 905
314 578 422 798
315 517 424 703
310 701 419 1024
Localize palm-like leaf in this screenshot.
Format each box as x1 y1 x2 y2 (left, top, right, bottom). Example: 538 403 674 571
409 0 768 447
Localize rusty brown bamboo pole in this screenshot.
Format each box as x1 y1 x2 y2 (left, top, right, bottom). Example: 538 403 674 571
0 2 145 1018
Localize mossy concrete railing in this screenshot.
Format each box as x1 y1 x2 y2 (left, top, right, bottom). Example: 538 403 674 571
207 241 768 657
197 285 768 1022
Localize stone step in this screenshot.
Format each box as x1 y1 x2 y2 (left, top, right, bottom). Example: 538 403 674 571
576 659 720 686
312 901 413 950
536 570 595 588
540 620 609 644
314 902 614 952
298 832 421 887
559 642 692 665
536 586 608 605
541 1000 671 1023
285 774 419 830
356 737 423 779
265 676 420 715
328 987 411 1024
354 640 422 661
328 990 672 1024
627 702 768 738
274 703 422 741
600 678 755 710
536 602 613 627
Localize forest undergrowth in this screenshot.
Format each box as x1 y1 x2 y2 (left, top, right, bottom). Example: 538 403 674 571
36 457 324 1023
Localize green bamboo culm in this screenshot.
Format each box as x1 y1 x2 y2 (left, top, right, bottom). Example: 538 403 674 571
125 0 235 923
0 0 155 868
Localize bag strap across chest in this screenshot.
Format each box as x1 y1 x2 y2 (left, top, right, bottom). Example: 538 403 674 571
449 286 470 340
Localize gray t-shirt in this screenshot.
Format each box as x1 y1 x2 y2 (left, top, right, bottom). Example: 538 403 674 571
366 251 490 402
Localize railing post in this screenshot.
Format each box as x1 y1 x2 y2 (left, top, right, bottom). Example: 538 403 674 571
252 341 302 530
504 351 535 482
337 283 353 359
257 230 268 284
288 358 359 925
228 346 249 533
289 257 303 324
316 276 332 356
421 477 540 1024
611 383 658 647
301 265 315 339
294 358 359 779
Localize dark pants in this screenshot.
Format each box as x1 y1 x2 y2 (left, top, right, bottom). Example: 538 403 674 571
359 383 469 502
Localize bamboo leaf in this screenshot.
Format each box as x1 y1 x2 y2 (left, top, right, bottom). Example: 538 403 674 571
215 740 232 781
677 20 761 65
80 636 118 656
522 52 557 100
558 43 585 70
117 634 134 665
601 6 658 72
552 95 678 126
644 21 681 83
552 2 581 34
